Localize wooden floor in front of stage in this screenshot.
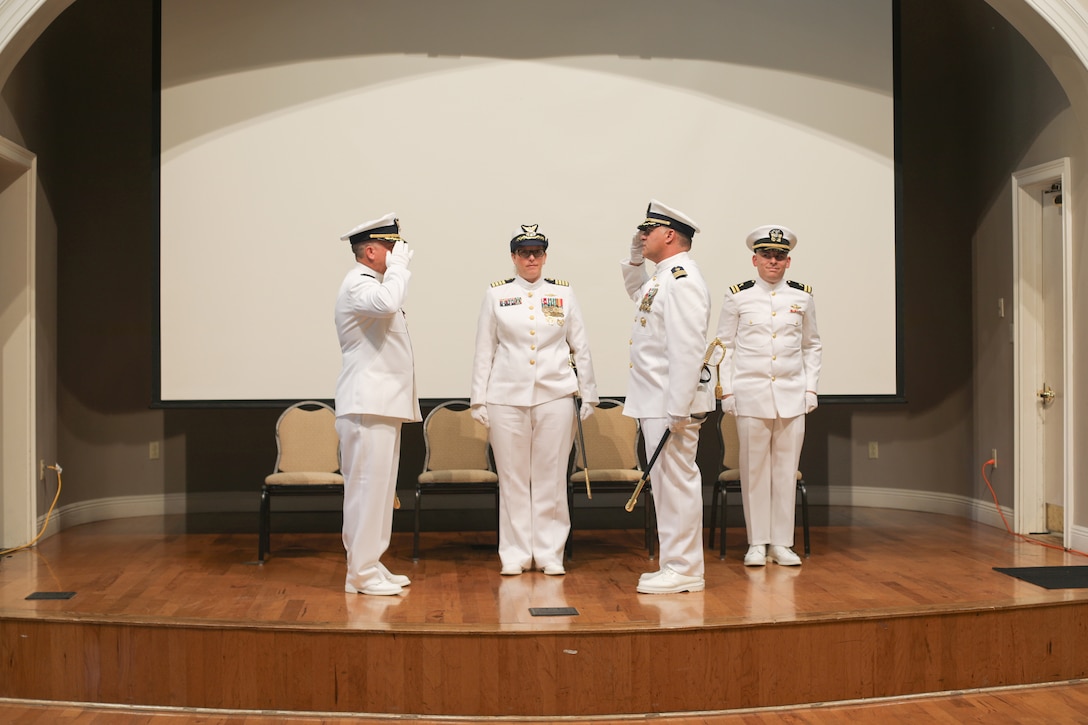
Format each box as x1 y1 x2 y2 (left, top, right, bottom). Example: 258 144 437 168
3 506 1088 722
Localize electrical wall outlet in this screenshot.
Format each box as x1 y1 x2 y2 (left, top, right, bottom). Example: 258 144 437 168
992 448 998 468
39 459 45 480
868 441 879 459
149 441 161 460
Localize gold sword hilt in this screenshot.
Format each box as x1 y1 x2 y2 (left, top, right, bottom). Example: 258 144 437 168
703 338 727 399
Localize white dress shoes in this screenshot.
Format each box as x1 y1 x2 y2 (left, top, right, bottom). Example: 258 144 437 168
636 566 705 594
379 562 411 587
767 545 802 566
345 578 403 596
744 544 767 567
500 564 523 576
639 569 662 583
542 564 566 576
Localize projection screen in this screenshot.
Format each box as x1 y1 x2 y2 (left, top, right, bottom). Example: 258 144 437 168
159 0 898 404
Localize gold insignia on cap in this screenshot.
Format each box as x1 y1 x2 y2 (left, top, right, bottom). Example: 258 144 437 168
769 228 784 245
515 224 547 243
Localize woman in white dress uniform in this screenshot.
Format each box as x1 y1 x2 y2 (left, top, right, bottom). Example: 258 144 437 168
470 224 598 576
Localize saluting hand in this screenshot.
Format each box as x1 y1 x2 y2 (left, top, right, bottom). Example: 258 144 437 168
629 233 644 265
387 240 413 269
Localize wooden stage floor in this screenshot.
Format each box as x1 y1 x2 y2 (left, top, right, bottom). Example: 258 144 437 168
2 506 1088 720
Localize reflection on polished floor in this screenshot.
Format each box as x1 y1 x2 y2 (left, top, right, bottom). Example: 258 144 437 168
2 506 1084 631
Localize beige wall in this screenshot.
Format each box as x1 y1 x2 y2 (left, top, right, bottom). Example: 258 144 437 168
0 0 1085 537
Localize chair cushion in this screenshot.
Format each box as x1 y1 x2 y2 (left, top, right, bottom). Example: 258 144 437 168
570 469 644 483
717 470 803 482
418 470 499 484
265 471 344 485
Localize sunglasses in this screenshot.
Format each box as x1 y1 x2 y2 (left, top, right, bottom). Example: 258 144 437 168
757 249 789 261
514 248 546 259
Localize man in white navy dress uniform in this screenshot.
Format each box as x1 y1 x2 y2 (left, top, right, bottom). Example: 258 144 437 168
622 200 715 594
335 213 421 596
714 225 822 567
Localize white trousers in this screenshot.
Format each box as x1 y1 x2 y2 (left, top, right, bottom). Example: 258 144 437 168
640 416 705 577
488 397 575 570
736 414 805 547
336 414 402 589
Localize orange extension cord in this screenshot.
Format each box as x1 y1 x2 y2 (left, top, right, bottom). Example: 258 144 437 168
982 458 1088 559
0 463 63 557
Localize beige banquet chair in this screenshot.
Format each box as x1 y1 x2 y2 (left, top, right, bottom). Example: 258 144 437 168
259 400 344 561
414 399 500 561
567 398 655 559
707 411 810 559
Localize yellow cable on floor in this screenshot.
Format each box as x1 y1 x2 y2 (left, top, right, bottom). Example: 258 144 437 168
0 463 63 556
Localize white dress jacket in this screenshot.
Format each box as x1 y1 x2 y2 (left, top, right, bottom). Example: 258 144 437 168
715 276 821 420
471 275 598 408
621 251 715 419
334 261 422 423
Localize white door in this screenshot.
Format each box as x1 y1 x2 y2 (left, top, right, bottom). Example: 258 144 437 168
1039 184 1064 534
1012 159 1073 546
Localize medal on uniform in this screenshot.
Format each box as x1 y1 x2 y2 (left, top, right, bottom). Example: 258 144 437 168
542 296 565 324
639 286 659 312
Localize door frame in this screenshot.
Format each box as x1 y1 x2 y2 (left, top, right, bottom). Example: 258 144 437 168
1011 157 1074 544
0 134 37 549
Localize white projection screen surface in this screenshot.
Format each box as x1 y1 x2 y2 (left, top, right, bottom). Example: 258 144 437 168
159 0 898 404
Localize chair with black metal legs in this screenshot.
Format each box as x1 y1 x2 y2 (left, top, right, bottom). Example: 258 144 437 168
414 399 500 561
566 398 656 559
259 400 344 562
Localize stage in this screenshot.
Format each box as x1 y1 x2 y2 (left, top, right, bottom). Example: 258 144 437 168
1 507 1087 719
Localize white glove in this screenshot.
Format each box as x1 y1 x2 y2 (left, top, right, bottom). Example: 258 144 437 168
579 401 595 421
387 240 413 269
667 414 690 433
470 404 489 428
721 395 737 416
805 391 818 414
629 233 644 264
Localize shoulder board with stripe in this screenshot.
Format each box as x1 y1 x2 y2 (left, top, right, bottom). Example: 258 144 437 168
670 266 688 279
787 280 813 294
545 277 569 287
490 277 515 288
730 280 756 294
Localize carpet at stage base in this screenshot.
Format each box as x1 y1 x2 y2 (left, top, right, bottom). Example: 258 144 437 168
993 566 1088 589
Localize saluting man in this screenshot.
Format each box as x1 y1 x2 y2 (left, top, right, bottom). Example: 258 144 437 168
714 225 821 567
622 200 715 594
471 224 598 577
335 213 421 596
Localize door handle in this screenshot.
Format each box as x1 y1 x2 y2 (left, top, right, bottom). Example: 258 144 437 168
1038 383 1055 404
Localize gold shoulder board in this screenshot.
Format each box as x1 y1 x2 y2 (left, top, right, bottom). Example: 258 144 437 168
787 280 813 294
730 280 756 294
